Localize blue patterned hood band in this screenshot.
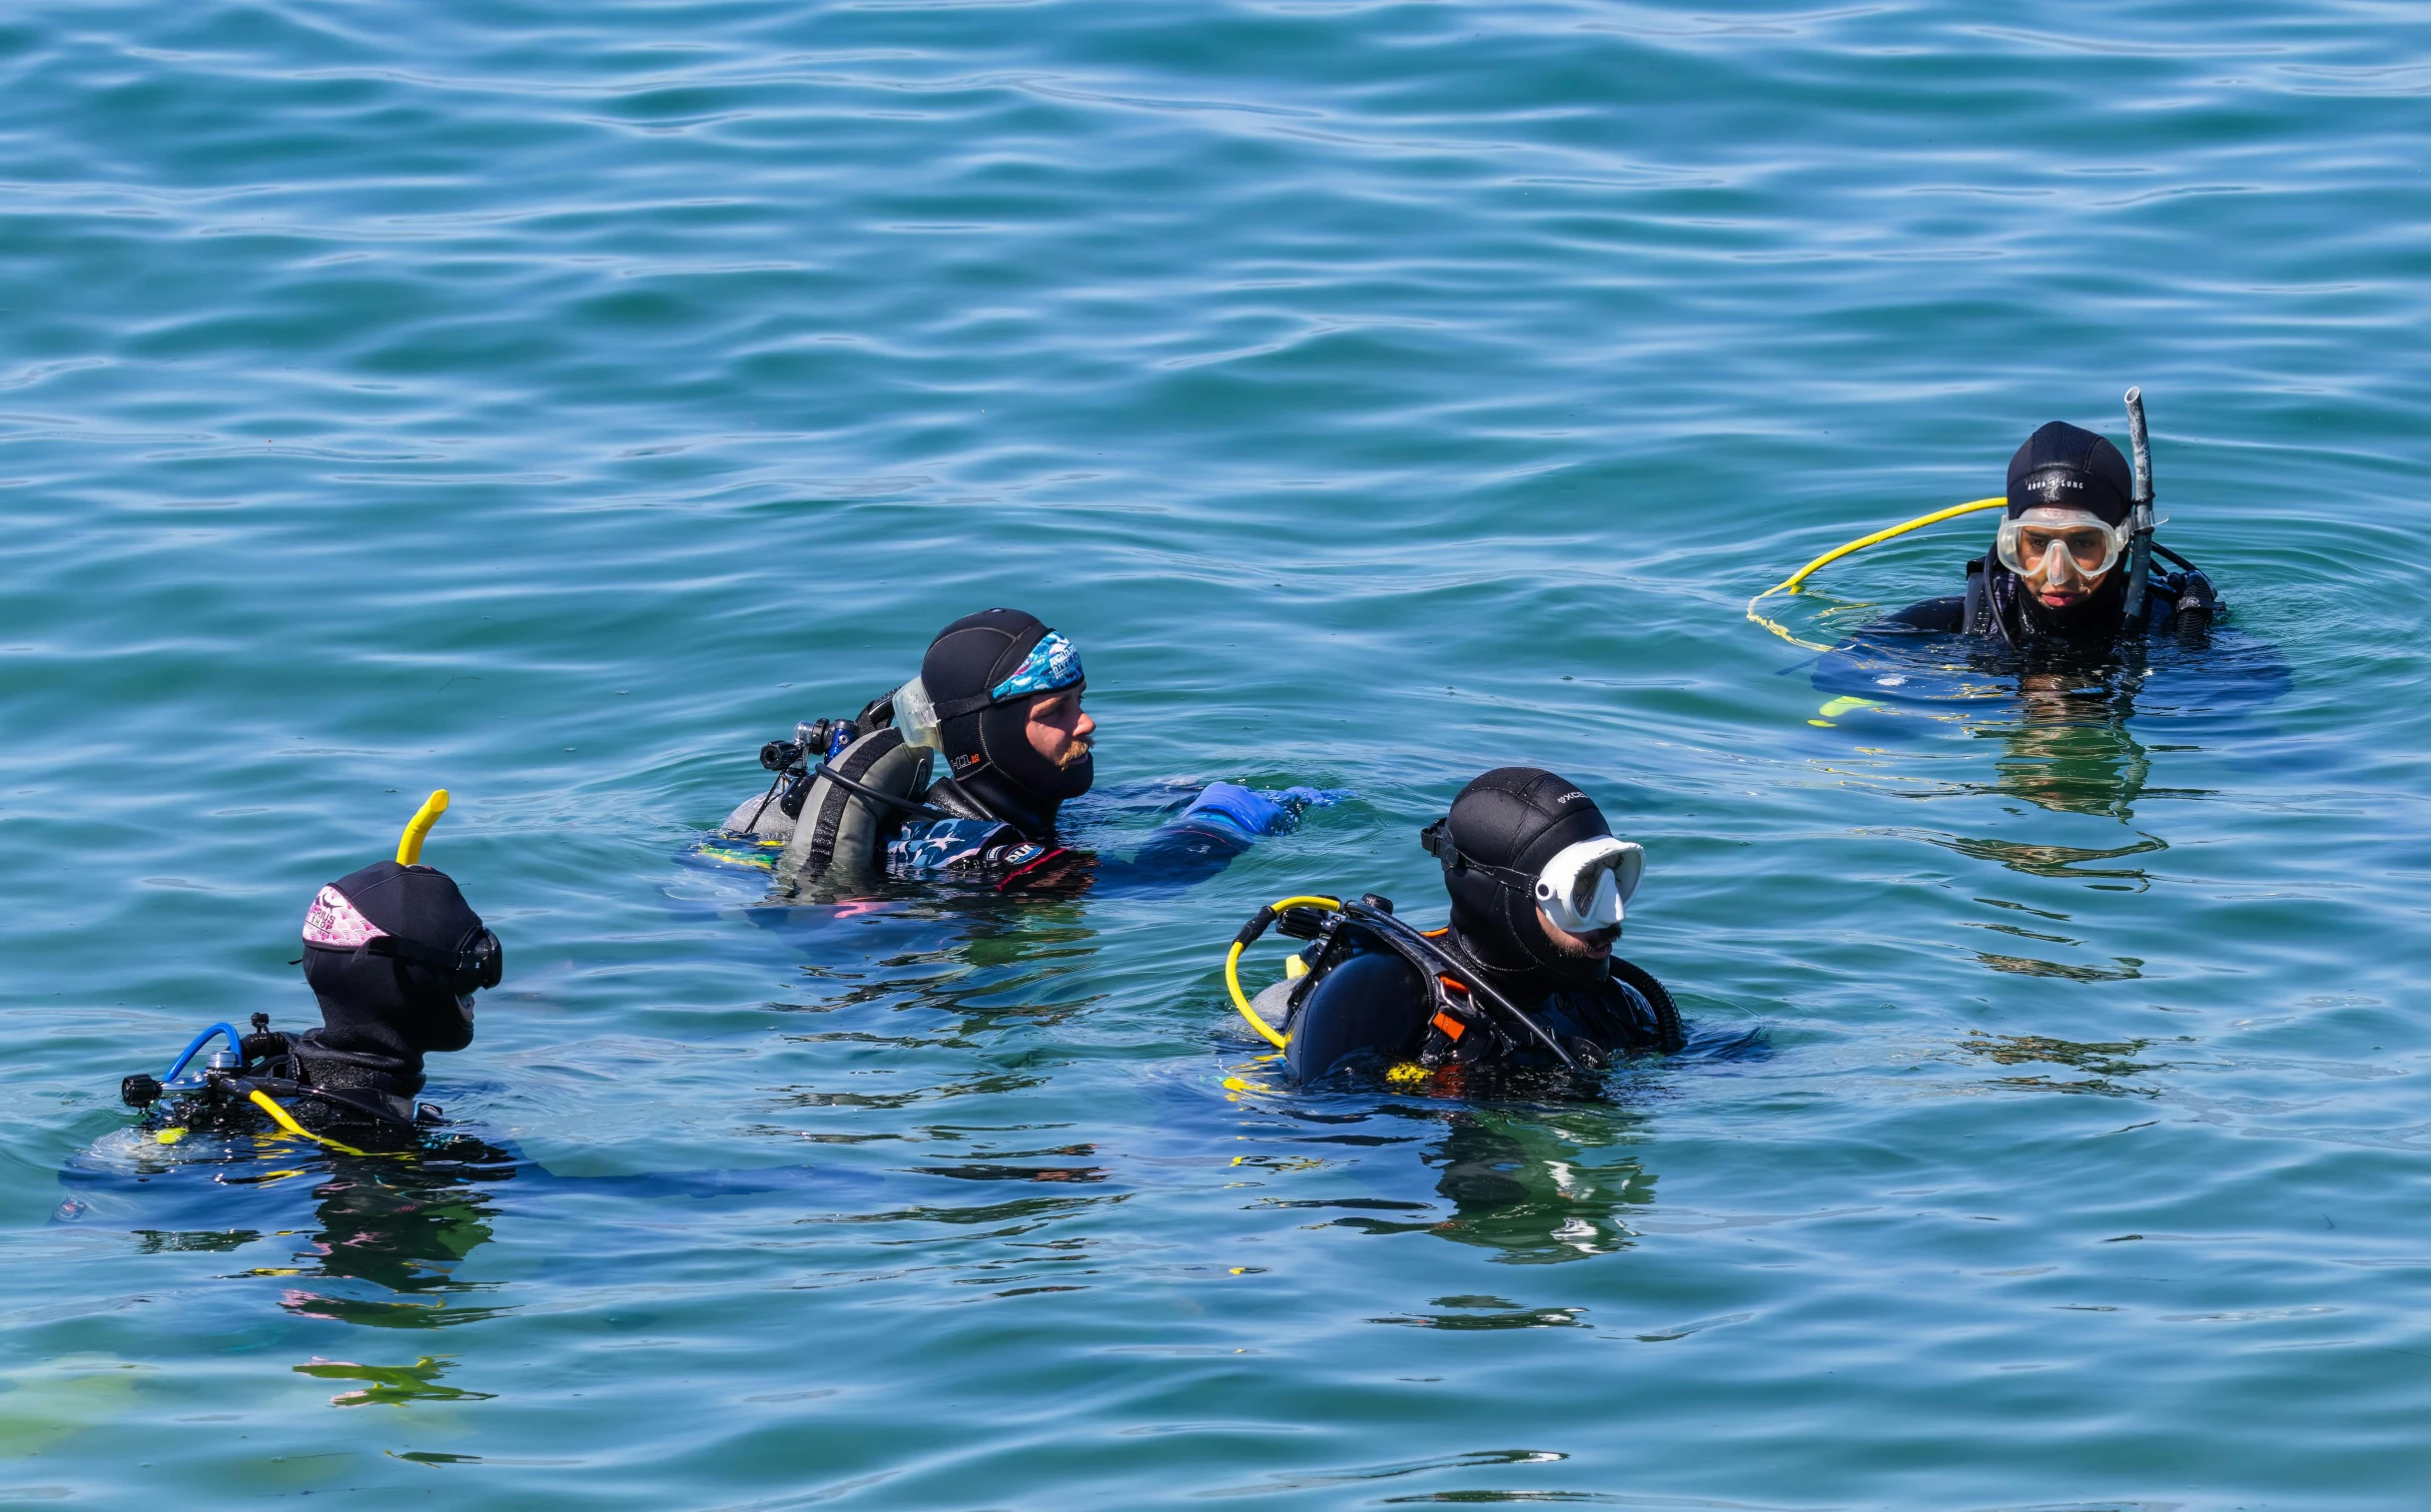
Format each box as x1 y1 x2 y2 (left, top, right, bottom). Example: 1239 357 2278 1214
989 630 1084 703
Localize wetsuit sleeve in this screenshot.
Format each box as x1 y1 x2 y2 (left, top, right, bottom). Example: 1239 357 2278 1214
1092 783 1345 895
1178 781 1292 836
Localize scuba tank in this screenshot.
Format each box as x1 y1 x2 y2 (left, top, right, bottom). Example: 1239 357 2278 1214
732 679 950 892
776 724 936 888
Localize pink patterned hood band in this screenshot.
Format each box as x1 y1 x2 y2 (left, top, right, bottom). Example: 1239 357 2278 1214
302 884 387 948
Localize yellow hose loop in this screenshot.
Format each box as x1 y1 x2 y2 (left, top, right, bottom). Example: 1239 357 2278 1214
1226 942 1286 1048
1265 895 1346 916
1225 895 1342 1050
247 1089 371 1157
1745 497 2007 648
397 789 450 866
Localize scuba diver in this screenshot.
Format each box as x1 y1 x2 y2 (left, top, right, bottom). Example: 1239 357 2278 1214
717 607 1335 896
1881 416 2215 645
1791 390 2289 732
1227 767 1683 1089
115 792 504 1153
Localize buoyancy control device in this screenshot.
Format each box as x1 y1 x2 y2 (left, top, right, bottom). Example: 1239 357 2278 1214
1225 895 1684 1088
726 682 952 889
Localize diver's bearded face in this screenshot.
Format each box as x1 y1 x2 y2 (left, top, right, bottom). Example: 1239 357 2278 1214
1535 906 1619 962
1023 688 1095 770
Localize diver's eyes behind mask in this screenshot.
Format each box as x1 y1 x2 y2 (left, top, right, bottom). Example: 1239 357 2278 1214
1534 837 1643 934
1996 509 2127 583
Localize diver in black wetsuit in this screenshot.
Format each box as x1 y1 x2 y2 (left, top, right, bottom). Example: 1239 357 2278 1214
283 860 501 1125
1885 420 2216 646
120 852 503 1147
721 608 1335 895
1257 768 1682 1088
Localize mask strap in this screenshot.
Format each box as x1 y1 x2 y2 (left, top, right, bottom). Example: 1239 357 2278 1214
1418 819 1537 894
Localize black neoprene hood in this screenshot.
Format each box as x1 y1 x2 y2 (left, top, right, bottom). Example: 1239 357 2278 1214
918 608 1094 814
2006 420 2134 526
302 860 488 1064
1435 767 1615 986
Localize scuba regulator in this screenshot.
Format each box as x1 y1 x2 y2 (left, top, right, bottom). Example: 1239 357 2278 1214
121 1010 438 1156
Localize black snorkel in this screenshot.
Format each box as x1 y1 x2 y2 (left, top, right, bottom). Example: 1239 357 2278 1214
2118 385 2158 630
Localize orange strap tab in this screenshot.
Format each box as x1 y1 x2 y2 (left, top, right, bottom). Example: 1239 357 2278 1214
1430 1012 1466 1042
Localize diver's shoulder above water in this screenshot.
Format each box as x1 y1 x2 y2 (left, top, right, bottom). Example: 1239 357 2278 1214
1226 767 1683 1099
698 606 1338 904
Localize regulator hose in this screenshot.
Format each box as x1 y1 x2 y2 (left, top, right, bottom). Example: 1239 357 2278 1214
246 1088 372 1157
1223 895 1342 1049
159 1023 241 1089
1746 496 2007 648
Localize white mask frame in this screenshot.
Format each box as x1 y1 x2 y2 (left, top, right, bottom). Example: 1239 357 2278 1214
1533 837 1644 934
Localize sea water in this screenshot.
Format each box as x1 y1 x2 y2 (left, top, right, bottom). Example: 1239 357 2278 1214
3 1 2429 1505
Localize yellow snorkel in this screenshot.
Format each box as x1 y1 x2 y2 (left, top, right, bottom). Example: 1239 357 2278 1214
1746 496 2007 649
396 789 449 865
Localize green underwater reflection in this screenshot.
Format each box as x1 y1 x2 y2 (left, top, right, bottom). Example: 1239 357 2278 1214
271 1152 515 1331
1268 1103 1661 1269
6 0 2430 1500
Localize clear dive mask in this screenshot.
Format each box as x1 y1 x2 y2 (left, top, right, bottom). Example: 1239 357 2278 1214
1533 837 1644 935
1995 507 2129 588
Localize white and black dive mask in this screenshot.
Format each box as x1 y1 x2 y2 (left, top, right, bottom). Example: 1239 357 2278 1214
1422 767 1637 985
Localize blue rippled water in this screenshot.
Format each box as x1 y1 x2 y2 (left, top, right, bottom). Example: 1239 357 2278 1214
5 0 2430 1506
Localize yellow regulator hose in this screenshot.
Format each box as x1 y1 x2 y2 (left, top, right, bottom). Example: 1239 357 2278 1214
247 1090 372 1157
1224 896 1342 1049
396 789 449 866
1746 496 2006 648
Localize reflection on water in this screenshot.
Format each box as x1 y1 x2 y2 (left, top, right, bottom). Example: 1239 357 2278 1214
276 1143 518 1330
57 1129 519 1333
1423 1112 1656 1265
292 1354 494 1408
1301 1107 1657 1268
1955 1033 2166 1099
1982 672 2154 820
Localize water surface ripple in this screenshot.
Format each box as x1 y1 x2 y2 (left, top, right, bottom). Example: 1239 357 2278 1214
4 0 2429 1506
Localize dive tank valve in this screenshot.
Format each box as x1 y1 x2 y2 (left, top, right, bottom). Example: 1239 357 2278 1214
760 719 858 775
121 1074 162 1109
